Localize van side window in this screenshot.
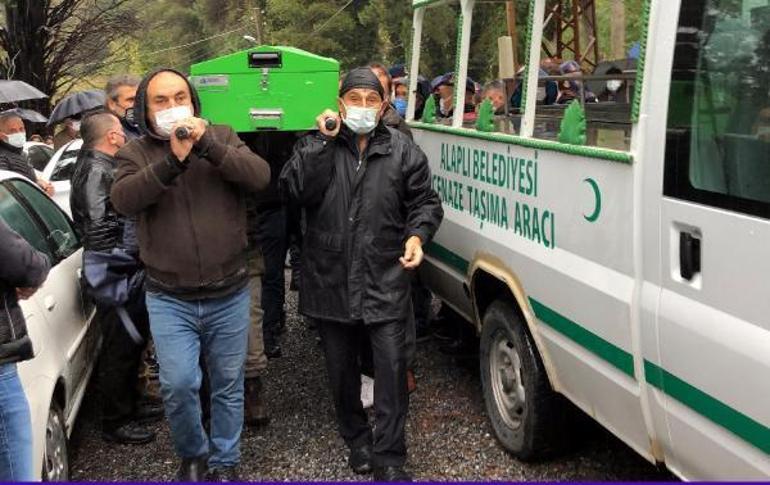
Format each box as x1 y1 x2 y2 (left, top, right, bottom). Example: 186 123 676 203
466 2 530 134
532 1 645 150
664 0 770 219
415 3 461 126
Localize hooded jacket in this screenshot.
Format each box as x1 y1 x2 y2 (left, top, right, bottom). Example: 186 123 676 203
0 218 50 364
280 123 443 324
111 68 271 299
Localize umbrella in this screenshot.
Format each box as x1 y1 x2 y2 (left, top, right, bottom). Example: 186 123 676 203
47 89 105 126
1 107 48 123
0 80 48 104
82 248 145 344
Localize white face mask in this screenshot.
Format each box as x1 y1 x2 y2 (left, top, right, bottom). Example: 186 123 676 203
343 104 378 135
154 105 193 137
6 131 26 148
71 120 81 132
607 80 623 93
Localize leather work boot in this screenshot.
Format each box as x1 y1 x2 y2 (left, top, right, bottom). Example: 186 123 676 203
101 423 155 445
175 456 208 482
207 465 240 482
348 443 373 474
244 376 269 427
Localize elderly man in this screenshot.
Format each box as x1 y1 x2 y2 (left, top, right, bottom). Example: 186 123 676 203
70 112 162 446
111 68 270 481
281 67 443 482
105 74 142 140
0 113 54 195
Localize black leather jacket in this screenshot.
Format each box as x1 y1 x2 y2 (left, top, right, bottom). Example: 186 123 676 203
70 148 134 252
0 218 50 364
0 140 36 181
280 123 443 324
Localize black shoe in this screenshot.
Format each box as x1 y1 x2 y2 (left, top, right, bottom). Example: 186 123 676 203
134 402 164 423
349 444 373 475
373 466 412 482
102 423 156 445
176 456 208 482
207 465 240 482
264 342 282 359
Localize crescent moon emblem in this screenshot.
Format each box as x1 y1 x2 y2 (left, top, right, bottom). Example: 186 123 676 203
583 178 602 223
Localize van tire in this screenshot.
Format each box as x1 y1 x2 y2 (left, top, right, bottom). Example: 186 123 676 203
480 299 564 461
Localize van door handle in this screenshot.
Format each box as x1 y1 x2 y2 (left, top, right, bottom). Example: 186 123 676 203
679 232 701 281
44 295 57 311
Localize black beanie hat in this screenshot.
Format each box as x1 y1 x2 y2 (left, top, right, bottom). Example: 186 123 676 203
339 67 385 99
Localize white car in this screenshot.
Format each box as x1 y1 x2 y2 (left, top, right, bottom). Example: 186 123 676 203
0 170 99 481
23 141 55 173
41 139 82 215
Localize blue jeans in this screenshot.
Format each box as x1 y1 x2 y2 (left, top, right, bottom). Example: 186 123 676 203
0 363 33 481
146 286 250 468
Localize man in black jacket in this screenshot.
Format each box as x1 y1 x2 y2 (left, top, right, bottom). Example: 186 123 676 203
280 68 443 482
70 111 162 445
0 218 50 480
0 113 54 195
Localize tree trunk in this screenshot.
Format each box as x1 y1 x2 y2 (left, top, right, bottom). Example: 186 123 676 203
610 0 626 59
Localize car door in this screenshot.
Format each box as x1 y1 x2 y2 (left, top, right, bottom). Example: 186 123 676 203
1 178 93 417
656 0 770 478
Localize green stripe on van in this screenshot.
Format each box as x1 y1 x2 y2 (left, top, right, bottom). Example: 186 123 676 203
425 241 469 274
644 360 770 454
529 298 636 379
424 241 768 454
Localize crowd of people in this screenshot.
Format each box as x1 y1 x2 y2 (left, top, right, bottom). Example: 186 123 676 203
414 56 635 131
0 61 445 483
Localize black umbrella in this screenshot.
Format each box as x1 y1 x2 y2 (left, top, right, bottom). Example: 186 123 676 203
0 80 48 103
1 107 48 123
47 89 105 126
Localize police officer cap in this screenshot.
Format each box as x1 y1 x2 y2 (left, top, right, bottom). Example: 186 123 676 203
340 67 384 99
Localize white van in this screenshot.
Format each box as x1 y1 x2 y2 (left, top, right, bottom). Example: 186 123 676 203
406 0 769 480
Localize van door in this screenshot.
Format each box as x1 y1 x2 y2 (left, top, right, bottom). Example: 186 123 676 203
657 0 770 478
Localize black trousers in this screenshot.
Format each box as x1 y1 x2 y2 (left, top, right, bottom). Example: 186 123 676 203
258 207 288 341
97 298 150 430
318 319 408 468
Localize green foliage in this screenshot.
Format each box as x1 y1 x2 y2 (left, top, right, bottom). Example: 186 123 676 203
475 98 495 132
558 100 587 146
421 94 436 124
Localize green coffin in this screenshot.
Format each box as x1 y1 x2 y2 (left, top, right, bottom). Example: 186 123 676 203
190 45 340 132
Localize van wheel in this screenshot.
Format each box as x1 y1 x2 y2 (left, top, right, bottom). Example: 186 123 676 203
480 300 564 461
42 401 69 481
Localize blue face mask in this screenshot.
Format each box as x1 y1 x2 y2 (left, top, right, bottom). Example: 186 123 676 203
393 98 408 118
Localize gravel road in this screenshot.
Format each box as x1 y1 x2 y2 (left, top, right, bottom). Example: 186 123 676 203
69 281 674 481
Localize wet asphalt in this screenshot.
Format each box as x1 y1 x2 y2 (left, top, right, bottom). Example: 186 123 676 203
69 277 674 482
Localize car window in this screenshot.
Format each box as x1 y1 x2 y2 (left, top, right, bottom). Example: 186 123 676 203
27 145 54 172
0 185 52 260
664 0 770 219
50 148 81 182
10 180 80 259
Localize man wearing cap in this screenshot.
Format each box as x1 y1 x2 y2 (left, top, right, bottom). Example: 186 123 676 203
281 67 443 482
